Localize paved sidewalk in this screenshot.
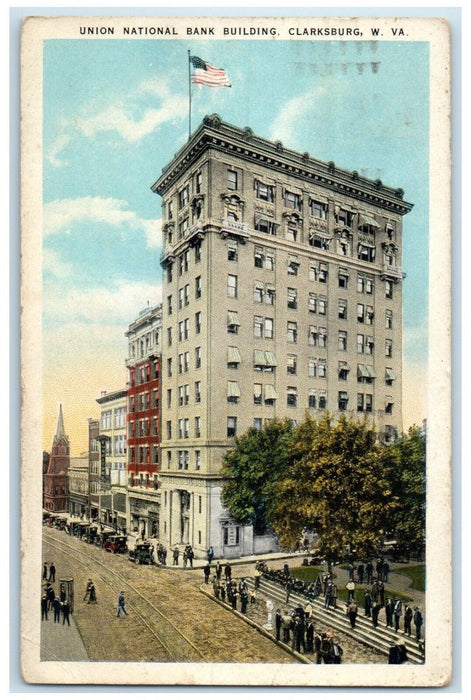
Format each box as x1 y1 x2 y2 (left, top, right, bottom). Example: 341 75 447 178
40 613 88 661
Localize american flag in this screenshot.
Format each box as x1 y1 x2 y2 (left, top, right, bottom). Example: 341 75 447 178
190 55 231 88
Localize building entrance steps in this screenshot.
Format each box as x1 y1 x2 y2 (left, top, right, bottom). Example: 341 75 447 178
40 613 88 661
244 576 424 665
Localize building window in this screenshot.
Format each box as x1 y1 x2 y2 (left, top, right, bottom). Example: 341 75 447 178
179 218 189 239
319 392 327 410
309 232 329 250
195 416 201 437
284 190 301 210
265 250 275 270
254 315 263 339
253 418 262 431
167 262 173 284
254 283 264 304
195 381 201 403
287 321 297 343
287 256 299 275
227 274 238 298
254 247 264 268
179 185 189 208
166 421 172 439
338 299 347 320
385 339 393 358
288 288 298 310
287 354 297 375
195 450 201 470
365 276 374 294
227 417 237 438
338 330 347 351
385 309 393 329
287 386 298 407
308 357 317 377
338 391 349 411
357 334 365 353
264 317 274 339
167 295 173 315
385 368 396 386
265 285 275 305
318 328 327 347
227 311 240 334
255 218 277 235
255 180 275 202
308 392 316 409
167 200 174 220
365 336 374 355
357 303 365 323
228 169 238 190
228 243 238 261
195 276 202 299
338 268 349 288
253 383 262 405
366 306 374 325
287 227 298 242
194 239 202 263
308 293 317 313
385 281 393 299
309 199 327 218
195 346 201 369
318 296 327 315
358 244 376 262
195 311 201 334
336 208 353 227
338 361 350 381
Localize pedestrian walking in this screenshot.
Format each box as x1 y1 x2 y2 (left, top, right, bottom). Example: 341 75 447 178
48 562 56 582
294 616 306 653
42 562 48 580
53 597 61 623
347 600 358 629
275 608 282 642
212 575 219 598
378 579 385 606
347 562 354 581
240 589 249 614
46 584 55 611
203 563 211 584
366 561 373 584
254 563 261 590
305 619 314 652
182 547 188 568
364 589 372 617
83 579 93 602
324 580 333 609
346 579 355 602
89 582 97 603
382 560 390 582
116 591 128 617
172 546 179 566
61 600 70 626
281 611 292 643
224 562 232 580
357 562 365 584
215 561 222 581
404 604 413 636
207 546 214 564
372 601 382 628
41 595 48 621
413 606 424 641
393 597 403 632
385 598 394 628
285 577 293 604
388 637 408 664
59 583 66 603
371 579 379 603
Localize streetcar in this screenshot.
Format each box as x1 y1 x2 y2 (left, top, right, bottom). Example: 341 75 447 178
129 541 155 565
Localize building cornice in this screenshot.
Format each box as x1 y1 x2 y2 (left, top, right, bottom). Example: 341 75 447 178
151 114 414 216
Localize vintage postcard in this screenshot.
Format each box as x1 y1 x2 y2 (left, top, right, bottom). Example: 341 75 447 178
20 14 452 687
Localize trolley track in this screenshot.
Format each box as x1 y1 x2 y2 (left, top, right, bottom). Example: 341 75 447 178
43 530 206 662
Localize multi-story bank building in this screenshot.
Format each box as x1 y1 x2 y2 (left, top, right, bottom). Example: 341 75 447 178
152 114 413 559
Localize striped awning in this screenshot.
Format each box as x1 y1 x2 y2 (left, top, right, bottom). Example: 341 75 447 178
265 384 278 400
366 365 377 378
227 311 240 326
359 213 379 228
227 346 241 364
338 361 351 371
227 381 241 398
385 368 396 381
357 364 369 378
254 349 266 366
264 351 278 367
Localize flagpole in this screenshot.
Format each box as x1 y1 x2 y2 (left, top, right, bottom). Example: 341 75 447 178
188 49 192 141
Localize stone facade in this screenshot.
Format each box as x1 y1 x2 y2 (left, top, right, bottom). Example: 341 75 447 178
152 115 413 559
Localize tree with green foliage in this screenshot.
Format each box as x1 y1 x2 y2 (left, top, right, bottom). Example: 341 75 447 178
271 413 398 560
384 425 426 548
221 418 294 535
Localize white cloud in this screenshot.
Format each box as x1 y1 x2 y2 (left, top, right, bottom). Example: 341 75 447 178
43 280 162 326
268 87 328 146
42 249 73 278
46 133 71 168
43 196 161 248
76 90 187 142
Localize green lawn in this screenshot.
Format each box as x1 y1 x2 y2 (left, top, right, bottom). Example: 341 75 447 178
392 564 425 592
290 566 325 582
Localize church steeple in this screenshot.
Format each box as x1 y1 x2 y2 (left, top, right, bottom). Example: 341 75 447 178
55 402 66 439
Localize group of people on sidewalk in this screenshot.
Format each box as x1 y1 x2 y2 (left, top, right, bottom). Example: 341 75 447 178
275 604 344 663
41 562 70 626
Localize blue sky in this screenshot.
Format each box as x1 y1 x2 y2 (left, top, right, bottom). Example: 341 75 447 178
42 37 429 451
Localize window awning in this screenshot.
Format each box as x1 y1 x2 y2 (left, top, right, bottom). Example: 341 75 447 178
385 395 394 405
227 346 241 364
366 365 377 378
339 267 349 276
359 213 379 228
385 368 396 381
254 349 266 365
227 311 240 326
227 381 241 398
357 364 369 378
265 384 278 400
288 254 299 264
264 350 278 367
254 281 264 290
266 282 276 291
339 361 351 371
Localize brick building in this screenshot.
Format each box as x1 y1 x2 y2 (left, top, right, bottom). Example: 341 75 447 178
43 404 69 513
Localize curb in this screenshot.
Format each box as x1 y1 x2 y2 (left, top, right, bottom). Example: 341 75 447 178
199 585 311 664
